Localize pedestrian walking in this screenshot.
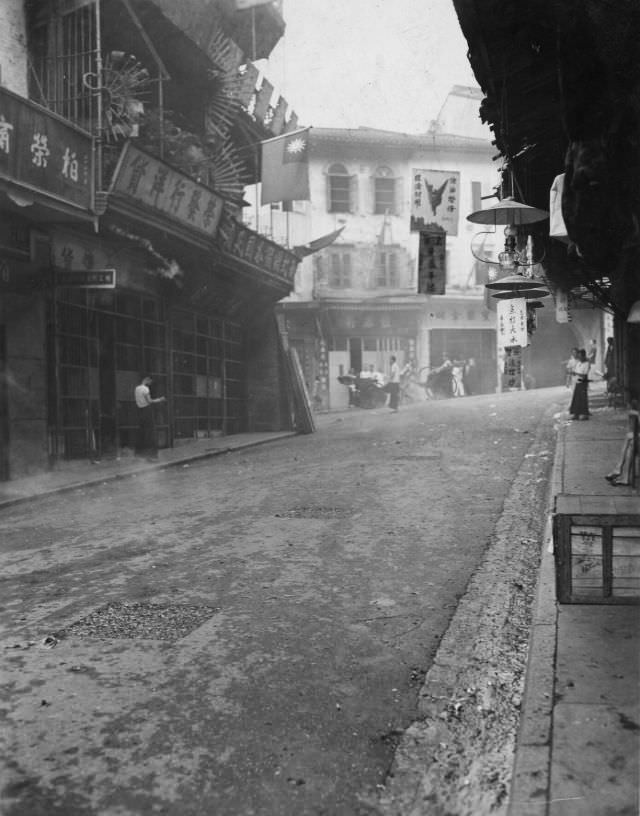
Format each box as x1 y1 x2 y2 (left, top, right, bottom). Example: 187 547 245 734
134 374 166 460
387 355 401 412
452 360 465 396
568 349 590 420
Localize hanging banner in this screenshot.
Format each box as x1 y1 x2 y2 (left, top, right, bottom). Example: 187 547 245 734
502 345 523 390
417 229 446 294
497 297 528 348
555 289 571 323
410 169 460 235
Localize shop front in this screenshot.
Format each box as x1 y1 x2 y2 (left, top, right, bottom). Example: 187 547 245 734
0 86 96 479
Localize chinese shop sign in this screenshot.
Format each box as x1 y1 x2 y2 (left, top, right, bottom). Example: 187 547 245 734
410 169 460 235
0 87 93 210
217 215 299 283
111 143 224 237
56 269 116 289
418 229 446 295
502 346 523 390
497 297 528 348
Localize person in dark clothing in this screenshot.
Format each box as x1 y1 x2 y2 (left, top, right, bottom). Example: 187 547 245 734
569 349 590 420
603 336 615 380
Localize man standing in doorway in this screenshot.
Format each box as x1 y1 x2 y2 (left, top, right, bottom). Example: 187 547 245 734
388 355 401 412
134 374 166 461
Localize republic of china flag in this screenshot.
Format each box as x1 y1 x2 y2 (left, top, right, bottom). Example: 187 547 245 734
260 128 310 206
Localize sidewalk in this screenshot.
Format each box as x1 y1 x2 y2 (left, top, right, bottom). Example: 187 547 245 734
509 399 640 816
0 411 348 509
0 429 298 510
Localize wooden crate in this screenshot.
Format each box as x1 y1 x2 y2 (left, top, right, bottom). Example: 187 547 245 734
554 495 640 604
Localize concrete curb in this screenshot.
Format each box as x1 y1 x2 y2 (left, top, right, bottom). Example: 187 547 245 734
376 402 562 815
0 432 297 511
506 419 566 816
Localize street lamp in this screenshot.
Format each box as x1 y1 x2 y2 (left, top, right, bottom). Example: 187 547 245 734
467 196 549 283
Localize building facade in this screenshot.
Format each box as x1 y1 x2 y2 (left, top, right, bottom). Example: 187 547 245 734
276 88 502 410
0 0 301 480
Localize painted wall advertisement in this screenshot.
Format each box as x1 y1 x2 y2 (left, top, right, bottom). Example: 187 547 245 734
410 168 460 235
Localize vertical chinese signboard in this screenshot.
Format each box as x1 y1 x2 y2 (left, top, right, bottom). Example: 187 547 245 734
418 229 446 295
0 86 93 210
410 169 460 235
502 346 523 390
497 298 528 348
110 143 224 238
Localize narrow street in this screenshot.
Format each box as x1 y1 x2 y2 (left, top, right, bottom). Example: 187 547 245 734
1 388 564 816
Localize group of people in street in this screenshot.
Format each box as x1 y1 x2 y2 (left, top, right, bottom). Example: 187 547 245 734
426 355 481 398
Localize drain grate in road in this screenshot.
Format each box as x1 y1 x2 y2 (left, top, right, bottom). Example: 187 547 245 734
57 602 220 642
275 505 351 519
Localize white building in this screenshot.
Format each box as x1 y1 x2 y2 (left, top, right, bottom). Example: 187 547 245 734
271 87 502 408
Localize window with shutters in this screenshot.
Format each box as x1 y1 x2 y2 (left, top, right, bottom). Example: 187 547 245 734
374 166 396 214
327 164 353 213
375 250 399 287
328 251 352 287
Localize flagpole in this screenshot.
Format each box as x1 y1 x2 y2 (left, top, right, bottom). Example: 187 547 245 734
259 127 310 145
255 143 260 232
251 7 256 60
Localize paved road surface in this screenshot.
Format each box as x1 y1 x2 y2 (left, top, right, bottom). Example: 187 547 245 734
0 388 562 816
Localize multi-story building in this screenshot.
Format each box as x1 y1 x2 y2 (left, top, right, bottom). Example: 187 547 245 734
276 87 502 410
0 0 301 480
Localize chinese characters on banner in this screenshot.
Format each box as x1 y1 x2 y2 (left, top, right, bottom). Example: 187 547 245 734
410 169 460 235
497 297 528 348
0 87 93 210
502 346 523 390
217 215 298 283
111 143 224 237
417 229 446 295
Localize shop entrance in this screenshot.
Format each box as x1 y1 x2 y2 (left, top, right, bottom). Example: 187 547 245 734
53 289 169 460
51 290 248 461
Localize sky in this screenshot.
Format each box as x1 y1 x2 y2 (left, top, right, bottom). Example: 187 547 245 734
265 0 478 134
